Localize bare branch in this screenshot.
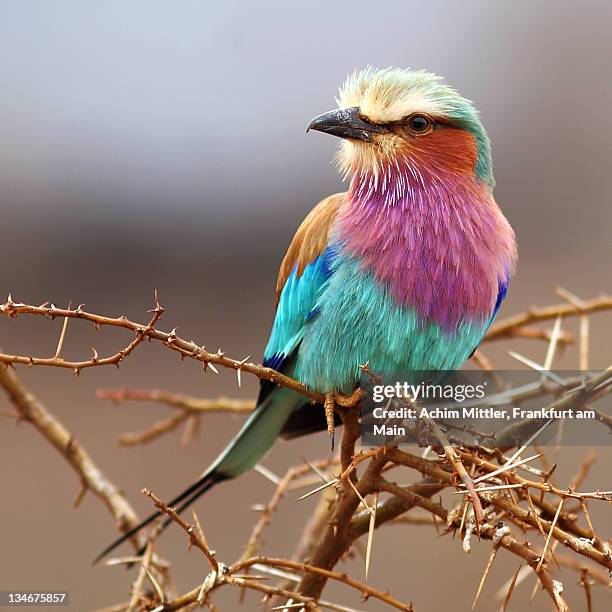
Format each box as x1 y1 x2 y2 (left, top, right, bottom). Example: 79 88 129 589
98 388 254 414
0 365 144 550
485 293 612 341
0 298 360 406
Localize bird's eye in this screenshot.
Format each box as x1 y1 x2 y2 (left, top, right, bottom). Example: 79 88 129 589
407 114 433 134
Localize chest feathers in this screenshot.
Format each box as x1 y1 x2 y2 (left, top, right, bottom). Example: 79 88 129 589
294 171 516 393
337 171 516 331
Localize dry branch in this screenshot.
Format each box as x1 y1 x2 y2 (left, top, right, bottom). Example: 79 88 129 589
117 412 191 447
137 487 413 611
485 293 611 340
0 297 341 405
3 289 611 610
0 364 144 550
98 388 254 414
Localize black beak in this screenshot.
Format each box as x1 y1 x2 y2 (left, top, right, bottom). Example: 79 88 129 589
307 107 387 142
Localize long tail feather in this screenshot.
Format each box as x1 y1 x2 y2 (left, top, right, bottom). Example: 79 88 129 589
93 386 301 564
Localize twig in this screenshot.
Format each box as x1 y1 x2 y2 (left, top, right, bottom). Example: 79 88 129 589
118 411 190 446
376 480 447 521
0 298 164 375
0 298 359 407
390 446 612 568
233 557 413 612
142 488 218 571
143 486 413 611
128 529 158 611
485 293 612 340
98 388 254 414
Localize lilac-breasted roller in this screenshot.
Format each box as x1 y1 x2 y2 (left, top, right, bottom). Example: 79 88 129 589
97 67 516 561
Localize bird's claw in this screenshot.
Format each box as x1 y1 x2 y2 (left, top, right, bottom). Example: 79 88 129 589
324 392 336 452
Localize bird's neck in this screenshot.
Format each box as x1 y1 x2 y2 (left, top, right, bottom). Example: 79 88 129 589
347 157 478 209
336 164 516 330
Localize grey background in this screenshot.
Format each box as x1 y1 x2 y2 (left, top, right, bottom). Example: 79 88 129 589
1 1 610 610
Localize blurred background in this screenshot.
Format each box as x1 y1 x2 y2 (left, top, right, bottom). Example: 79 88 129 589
1 1 610 610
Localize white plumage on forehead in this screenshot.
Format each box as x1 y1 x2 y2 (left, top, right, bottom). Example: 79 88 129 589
337 67 457 124
332 67 489 185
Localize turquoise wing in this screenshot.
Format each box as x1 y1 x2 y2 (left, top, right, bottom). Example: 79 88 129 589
258 193 344 402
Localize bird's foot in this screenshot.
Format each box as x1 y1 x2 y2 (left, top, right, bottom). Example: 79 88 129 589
324 392 336 452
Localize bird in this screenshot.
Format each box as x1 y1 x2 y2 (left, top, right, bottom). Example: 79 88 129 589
95 67 516 562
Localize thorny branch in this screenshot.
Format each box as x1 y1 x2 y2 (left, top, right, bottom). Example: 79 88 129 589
0 295 334 404
486 291 612 340
3 288 612 610
96 390 254 447
137 488 414 612
2 291 609 405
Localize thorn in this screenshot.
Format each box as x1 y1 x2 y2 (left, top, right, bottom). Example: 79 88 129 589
296 478 339 501
471 546 498 610
365 491 378 579
254 464 281 485
471 453 544 485
53 301 71 359
301 457 329 484
347 479 375 517
236 355 251 388
73 480 88 507
208 363 219 375
535 498 564 574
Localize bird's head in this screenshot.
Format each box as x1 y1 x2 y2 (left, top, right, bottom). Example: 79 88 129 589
308 67 493 193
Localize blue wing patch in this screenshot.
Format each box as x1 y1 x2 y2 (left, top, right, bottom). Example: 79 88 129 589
492 279 508 320
468 278 509 359
258 248 335 403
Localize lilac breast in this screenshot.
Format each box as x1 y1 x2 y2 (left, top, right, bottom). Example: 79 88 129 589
336 171 516 331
